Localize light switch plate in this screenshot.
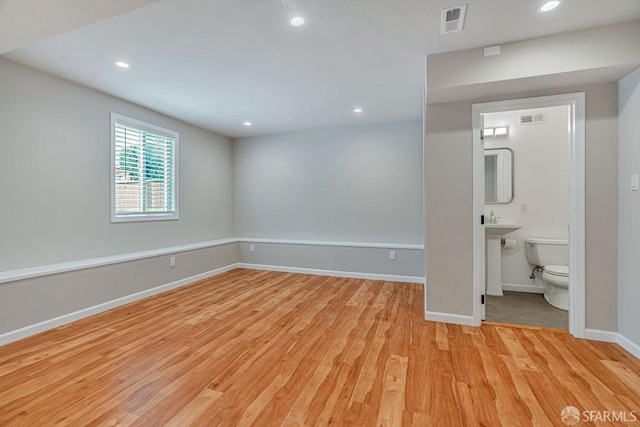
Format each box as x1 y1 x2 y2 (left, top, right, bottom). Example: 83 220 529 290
631 174 638 191
484 45 501 56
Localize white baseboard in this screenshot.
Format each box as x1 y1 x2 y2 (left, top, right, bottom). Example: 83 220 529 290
617 333 640 360
236 263 425 284
0 264 238 346
424 310 478 326
583 329 640 360
501 283 544 294
584 328 618 343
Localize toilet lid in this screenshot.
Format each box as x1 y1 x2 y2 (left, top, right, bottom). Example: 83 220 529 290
544 265 569 277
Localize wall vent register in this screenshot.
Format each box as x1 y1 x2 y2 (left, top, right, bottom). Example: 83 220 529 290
519 113 546 125
441 4 467 35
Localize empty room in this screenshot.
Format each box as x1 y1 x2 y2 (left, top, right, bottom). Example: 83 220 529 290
1 0 639 425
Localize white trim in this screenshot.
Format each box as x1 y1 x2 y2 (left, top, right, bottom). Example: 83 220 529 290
584 328 618 343
617 334 640 360
472 93 586 339
0 264 237 346
501 283 544 294
424 310 477 326
236 263 425 284
584 330 640 360
0 238 238 284
110 112 180 223
472 104 486 322
0 238 424 285
236 238 424 251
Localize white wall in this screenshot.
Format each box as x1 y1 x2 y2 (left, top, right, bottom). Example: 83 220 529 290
618 67 640 348
0 57 233 271
233 121 424 245
484 106 570 291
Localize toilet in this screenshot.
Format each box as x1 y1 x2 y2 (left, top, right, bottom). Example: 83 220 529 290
524 237 569 310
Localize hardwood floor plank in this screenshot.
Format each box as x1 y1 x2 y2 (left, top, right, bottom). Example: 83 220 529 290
0 269 638 426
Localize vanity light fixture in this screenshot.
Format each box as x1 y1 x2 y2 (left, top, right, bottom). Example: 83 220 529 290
290 16 305 26
353 108 363 113
115 61 130 68
538 0 561 12
243 122 253 126
484 127 508 138
494 127 508 137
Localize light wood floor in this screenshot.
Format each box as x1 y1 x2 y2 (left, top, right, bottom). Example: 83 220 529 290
1 269 639 426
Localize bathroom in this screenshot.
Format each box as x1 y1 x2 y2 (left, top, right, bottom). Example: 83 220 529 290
484 104 570 330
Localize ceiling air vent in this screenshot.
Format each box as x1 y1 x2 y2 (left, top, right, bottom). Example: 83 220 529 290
441 5 467 35
519 113 546 126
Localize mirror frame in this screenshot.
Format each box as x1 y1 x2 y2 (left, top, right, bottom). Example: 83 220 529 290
484 147 514 204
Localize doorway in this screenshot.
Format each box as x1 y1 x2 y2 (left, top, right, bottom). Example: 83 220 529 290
472 93 586 338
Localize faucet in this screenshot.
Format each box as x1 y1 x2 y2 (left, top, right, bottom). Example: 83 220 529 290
488 210 501 224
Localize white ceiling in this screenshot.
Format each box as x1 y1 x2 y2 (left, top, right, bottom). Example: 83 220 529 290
0 0 160 54
4 0 640 137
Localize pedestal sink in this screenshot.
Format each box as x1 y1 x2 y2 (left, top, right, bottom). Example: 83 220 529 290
486 224 522 296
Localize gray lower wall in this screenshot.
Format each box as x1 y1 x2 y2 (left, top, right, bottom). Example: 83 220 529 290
1 239 424 340
0 243 239 336
426 83 619 331
618 68 640 347
238 242 424 278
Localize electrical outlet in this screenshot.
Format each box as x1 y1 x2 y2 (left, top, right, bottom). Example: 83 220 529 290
169 256 176 267
520 203 528 213
390 251 396 261
249 244 255 253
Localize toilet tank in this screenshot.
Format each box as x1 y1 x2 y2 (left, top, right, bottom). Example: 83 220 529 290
524 237 569 267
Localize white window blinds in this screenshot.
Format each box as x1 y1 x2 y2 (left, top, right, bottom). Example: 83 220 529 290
111 113 178 222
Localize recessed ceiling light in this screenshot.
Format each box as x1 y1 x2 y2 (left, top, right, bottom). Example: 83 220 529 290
115 61 130 68
290 16 305 27
353 108 363 113
538 0 561 12
243 122 252 126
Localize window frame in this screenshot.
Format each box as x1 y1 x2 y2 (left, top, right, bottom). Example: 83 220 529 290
110 112 180 223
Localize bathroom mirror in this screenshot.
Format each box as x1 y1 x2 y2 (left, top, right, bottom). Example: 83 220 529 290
485 148 514 204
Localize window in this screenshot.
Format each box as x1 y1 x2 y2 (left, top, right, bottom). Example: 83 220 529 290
111 113 179 222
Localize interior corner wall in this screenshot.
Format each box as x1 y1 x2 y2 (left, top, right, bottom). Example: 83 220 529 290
0 57 234 271
426 83 619 331
618 67 640 347
232 121 425 276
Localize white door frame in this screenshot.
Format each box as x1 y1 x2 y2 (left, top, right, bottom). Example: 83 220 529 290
471 93 586 339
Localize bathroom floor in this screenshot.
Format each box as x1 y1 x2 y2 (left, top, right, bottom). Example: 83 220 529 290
485 291 568 330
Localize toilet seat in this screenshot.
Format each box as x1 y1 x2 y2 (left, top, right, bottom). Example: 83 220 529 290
543 265 569 278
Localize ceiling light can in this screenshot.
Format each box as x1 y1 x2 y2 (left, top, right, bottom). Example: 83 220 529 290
538 0 561 12
290 16 305 27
